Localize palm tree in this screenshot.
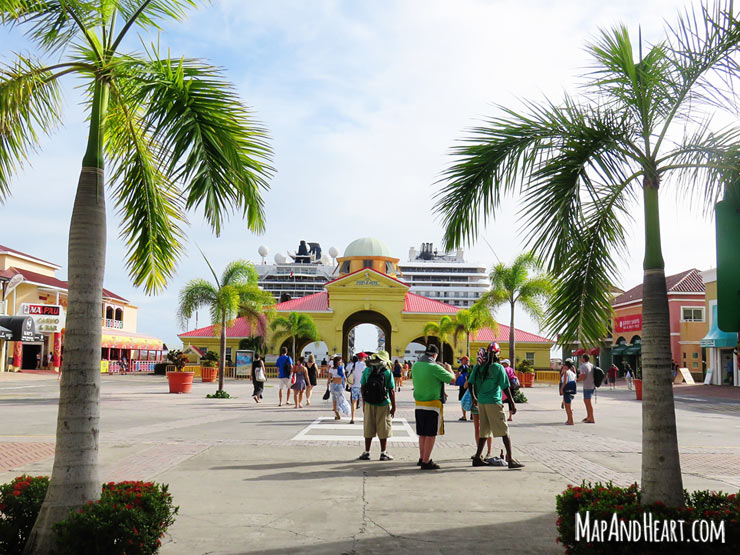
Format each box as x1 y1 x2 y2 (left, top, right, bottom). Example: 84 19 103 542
448 302 497 359
476 253 552 363
434 2 740 506
422 315 455 363
270 312 320 361
177 257 275 393
0 2 272 549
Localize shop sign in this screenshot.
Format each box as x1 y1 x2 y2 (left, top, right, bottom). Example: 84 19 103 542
614 314 642 333
355 272 380 286
20 303 65 333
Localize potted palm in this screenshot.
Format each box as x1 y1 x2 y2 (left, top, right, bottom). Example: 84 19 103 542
200 351 219 383
515 359 535 388
166 350 194 394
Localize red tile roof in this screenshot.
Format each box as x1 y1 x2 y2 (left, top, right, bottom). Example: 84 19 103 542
612 269 705 306
179 317 258 338
0 244 59 268
471 325 553 344
402 292 459 314
0 267 128 303
275 292 330 312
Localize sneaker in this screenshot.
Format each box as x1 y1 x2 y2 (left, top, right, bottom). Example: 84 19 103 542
349 420 355 424
472 457 492 467
420 460 440 470
357 452 370 461
458 417 467 421
417 458 422 466
379 452 394 461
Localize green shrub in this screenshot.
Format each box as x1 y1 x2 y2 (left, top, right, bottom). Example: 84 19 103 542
556 481 739 554
512 389 527 403
0 475 50 555
206 390 231 399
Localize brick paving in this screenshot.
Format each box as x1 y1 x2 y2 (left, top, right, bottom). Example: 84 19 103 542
102 442 212 482
0 442 55 472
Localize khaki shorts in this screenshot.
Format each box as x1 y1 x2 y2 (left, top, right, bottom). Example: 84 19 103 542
364 403 392 439
478 403 509 438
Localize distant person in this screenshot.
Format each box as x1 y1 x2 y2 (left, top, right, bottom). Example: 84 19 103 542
328 355 351 420
46 352 52 369
468 343 523 468
500 358 518 421
559 359 577 425
577 354 595 423
251 353 266 403
291 356 309 408
412 344 456 470
358 351 396 461
393 359 403 391
276 347 293 407
608 364 618 390
349 353 367 424
36 352 41 369
624 363 634 390
305 354 319 405
456 355 470 421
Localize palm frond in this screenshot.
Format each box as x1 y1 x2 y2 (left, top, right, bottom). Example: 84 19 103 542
112 0 198 48
0 55 62 200
176 278 217 328
128 52 273 235
220 259 258 288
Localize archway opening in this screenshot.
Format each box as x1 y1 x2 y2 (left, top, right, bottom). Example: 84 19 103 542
403 341 426 364
301 341 329 365
342 310 392 360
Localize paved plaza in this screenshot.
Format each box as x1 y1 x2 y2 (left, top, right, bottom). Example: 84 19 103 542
1 373 739 554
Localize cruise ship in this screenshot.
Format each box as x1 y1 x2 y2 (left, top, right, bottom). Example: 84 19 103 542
397 243 489 308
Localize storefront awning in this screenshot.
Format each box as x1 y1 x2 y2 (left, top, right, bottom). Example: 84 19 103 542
623 344 641 355
701 305 738 348
611 345 627 355
101 333 163 350
0 316 37 342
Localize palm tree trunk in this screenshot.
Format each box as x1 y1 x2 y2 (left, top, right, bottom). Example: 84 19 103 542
219 316 226 392
640 182 683 507
509 300 515 363
25 81 109 555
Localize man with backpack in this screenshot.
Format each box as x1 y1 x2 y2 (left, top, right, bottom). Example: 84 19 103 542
577 354 596 423
276 346 294 407
358 351 396 461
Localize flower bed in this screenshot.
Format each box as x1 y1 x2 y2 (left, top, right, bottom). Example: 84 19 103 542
556 482 739 554
0 477 177 555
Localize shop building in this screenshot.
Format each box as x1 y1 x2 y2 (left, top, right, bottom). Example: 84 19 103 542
0 244 163 373
700 268 739 386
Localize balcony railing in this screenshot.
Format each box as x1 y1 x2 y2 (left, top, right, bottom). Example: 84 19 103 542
102 318 124 329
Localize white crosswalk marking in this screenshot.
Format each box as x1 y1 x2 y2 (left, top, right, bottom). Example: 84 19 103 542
291 416 417 442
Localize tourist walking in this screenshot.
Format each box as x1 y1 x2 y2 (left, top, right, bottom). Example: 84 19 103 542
276 346 294 407
328 355 351 420
357 351 396 461
393 359 403 391
468 343 524 468
291 356 309 408
412 344 456 470
349 353 366 424
559 359 577 425
251 353 266 403
608 363 618 390
305 354 319 405
577 354 596 423
624 363 634 390
456 355 470 421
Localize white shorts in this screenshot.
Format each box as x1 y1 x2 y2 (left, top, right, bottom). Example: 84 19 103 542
279 377 292 390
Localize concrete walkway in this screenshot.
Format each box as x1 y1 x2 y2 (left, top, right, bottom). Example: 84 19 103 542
1 374 738 554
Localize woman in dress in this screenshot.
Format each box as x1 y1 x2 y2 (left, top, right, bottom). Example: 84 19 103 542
328 355 351 420
305 354 319 405
291 356 309 408
251 353 266 403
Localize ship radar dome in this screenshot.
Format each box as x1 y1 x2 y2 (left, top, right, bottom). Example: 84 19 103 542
258 245 269 257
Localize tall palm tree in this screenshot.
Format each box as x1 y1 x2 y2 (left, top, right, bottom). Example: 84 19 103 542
0 2 272 549
270 312 320 361
477 253 552 363
422 315 455 363
435 2 740 506
177 257 275 393
448 302 497 359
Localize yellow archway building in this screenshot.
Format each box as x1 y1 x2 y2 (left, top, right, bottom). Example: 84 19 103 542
180 237 554 368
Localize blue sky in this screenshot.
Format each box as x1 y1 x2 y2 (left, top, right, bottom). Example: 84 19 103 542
0 0 723 351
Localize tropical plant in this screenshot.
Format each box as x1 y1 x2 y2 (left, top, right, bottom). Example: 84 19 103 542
177 257 274 393
166 350 188 371
447 302 497 359
200 351 219 368
239 336 267 356
476 253 552 363
270 312 320 361
434 2 740 506
0 2 272 547
422 315 455 363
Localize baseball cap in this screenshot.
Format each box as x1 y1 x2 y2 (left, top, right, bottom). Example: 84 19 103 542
424 344 439 355
357 352 367 359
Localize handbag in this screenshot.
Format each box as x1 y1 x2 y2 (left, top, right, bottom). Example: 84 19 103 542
563 381 576 395
255 364 266 383
461 389 473 412
322 386 330 400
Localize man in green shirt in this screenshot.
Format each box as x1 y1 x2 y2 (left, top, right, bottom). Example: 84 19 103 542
468 342 524 469
412 344 456 470
358 351 396 461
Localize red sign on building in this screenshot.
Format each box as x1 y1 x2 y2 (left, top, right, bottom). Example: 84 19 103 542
615 314 642 333
26 305 61 316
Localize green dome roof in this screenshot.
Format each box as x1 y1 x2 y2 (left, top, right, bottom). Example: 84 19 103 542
343 237 392 258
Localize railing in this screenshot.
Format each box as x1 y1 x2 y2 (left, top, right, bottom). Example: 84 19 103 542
101 318 124 329
133 361 157 373
535 370 561 385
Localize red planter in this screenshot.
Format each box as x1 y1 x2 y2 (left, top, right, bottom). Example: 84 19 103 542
167 371 194 393
634 379 642 401
201 366 217 383
520 372 535 388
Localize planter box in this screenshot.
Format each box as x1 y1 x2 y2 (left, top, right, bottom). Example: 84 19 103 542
201 366 217 383
167 371 194 394
634 378 642 401
520 372 535 388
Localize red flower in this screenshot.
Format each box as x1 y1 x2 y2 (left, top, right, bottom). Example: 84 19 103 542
126 503 133 509
574 493 582 499
133 527 139 535
12 491 21 496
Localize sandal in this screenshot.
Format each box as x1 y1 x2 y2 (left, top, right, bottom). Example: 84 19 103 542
507 459 525 469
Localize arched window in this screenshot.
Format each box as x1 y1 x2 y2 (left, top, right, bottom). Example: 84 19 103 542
105 306 114 320
115 308 123 322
